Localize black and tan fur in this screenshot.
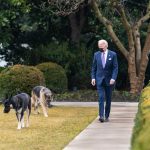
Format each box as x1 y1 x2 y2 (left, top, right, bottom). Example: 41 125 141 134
3 93 31 130
31 86 53 117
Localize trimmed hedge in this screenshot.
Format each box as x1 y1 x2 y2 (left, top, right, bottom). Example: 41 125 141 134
0 65 45 99
131 83 150 150
36 62 68 93
54 90 139 102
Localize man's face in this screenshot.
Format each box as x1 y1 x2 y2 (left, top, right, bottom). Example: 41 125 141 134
98 42 107 52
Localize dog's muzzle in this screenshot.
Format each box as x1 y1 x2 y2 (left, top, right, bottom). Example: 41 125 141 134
3 107 10 113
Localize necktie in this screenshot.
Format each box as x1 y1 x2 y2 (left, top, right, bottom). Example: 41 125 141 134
101 52 105 68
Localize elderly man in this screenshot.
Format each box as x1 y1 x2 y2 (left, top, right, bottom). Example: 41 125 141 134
91 39 118 122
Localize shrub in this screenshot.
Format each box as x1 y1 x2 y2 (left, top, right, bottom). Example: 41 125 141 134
131 84 150 150
36 62 68 93
0 67 5 73
0 65 45 99
54 90 138 102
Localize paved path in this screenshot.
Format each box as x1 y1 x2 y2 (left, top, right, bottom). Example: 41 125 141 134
52 102 138 150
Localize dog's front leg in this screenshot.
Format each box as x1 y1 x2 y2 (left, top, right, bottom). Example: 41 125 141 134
40 101 48 117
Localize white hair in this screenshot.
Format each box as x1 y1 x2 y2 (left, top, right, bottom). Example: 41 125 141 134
98 39 108 47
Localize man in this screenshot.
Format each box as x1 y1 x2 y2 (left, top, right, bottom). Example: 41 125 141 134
91 39 118 122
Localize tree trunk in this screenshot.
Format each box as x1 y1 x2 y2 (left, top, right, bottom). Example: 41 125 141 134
128 58 138 94
69 8 85 45
137 25 150 92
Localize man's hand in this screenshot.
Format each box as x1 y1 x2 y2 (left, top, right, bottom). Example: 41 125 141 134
91 79 96 86
110 79 115 85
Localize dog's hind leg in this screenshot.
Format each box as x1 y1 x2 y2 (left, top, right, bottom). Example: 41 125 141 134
26 108 30 127
34 98 40 114
31 92 39 114
32 96 40 115
40 90 48 117
21 116 25 128
16 113 22 130
26 95 31 127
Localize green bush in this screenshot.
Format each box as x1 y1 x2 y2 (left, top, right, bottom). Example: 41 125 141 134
131 85 150 150
0 65 45 99
31 42 92 90
36 62 68 93
0 67 5 73
54 90 138 102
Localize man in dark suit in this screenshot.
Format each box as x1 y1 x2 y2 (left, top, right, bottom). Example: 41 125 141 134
91 39 118 122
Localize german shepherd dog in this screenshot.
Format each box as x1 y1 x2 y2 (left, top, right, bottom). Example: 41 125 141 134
31 86 53 117
3 93 31 130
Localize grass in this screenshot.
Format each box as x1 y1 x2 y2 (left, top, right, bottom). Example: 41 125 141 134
0 105 97 150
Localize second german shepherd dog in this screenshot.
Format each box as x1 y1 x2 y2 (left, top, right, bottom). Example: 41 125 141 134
31 86 53 117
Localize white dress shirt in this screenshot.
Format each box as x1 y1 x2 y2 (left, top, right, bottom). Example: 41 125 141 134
103 49 108 65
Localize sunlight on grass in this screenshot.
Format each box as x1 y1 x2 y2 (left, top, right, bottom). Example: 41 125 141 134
0 105 97 150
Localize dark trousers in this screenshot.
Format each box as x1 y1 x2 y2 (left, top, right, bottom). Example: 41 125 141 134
98 79 113 119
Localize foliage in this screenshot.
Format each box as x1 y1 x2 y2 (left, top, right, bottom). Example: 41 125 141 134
68 43 93 89
36 62 68 93
0 67 5 73
131 84 150 150
0 0 69 65
0 0 30 47
29 42 93 90
48 0 86 16
54 90 138 102
0 64 45 98
0 106 97 150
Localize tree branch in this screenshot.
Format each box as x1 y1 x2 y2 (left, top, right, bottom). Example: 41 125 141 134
135 1 150 28
114 2 136 57
133 1 150 75
91 0 129 60
48 0 86 16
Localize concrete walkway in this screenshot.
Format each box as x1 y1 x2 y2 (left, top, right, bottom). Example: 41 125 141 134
52 102 138 150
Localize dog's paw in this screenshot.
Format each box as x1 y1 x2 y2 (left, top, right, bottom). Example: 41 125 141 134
44 114 48 117
21 122 25 128
21 124 25 128
34 112 39 115
26 124 29 128
17 123 22 130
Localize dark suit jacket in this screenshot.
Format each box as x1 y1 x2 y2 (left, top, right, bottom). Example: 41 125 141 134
91 50 118 88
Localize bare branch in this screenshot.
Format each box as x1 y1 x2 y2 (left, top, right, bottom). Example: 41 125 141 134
133 1 150 75
91 0 129 60
135 1 150 28
48 0 88 16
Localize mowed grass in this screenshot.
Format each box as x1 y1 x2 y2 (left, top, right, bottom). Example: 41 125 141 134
0 105 97 150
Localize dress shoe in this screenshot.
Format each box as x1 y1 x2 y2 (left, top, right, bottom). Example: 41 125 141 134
105 118 109 122
99 118 104 123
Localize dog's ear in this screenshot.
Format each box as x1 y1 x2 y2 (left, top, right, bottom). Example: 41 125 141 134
8 94 13 101
42 88 46 92
16 91 21 94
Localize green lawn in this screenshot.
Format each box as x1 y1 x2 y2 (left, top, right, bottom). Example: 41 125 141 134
0 105 97 150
